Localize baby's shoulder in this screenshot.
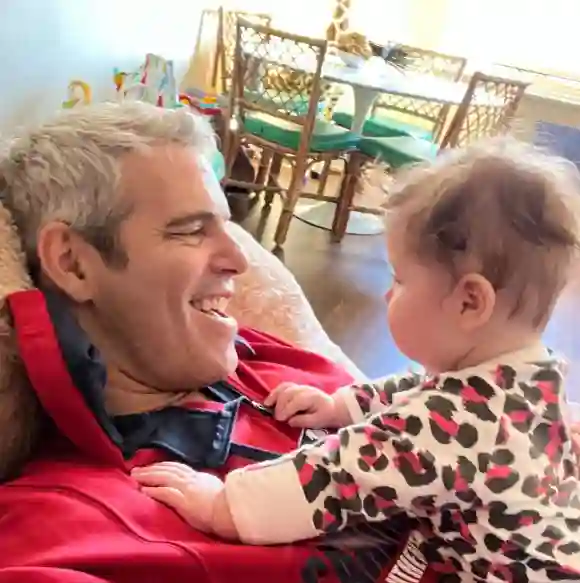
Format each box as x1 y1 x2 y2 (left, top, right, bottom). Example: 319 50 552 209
432 354 568 438
436 352 566 397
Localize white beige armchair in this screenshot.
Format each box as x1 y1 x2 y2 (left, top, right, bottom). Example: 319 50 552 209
227 222 366 382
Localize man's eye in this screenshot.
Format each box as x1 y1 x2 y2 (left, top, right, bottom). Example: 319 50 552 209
166 227 206 242
183 228 205 237
175 223 206 237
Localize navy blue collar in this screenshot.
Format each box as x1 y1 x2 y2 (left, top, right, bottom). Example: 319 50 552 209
41 287 263 467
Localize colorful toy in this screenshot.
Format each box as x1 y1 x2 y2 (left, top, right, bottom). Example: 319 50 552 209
176 90 221 115
201 94 217 105
113 69 128 94
114 54 181 108
178 93 194 107
62 80 92 109
112 55 225 120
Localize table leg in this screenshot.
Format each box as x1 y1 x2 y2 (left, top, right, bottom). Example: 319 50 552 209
349 85 379 135
293 86 384 236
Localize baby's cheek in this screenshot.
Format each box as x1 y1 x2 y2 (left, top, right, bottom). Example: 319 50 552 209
387 296 404 329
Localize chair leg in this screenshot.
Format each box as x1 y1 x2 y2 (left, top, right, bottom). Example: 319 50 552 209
274 158 308 248
224 131 240 180
256 150 273 192
331 153 363 243
264 153 283 207
316 157 332 196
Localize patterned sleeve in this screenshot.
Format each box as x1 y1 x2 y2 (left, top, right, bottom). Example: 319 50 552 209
337 371 424 423
224 372 502 545
571 425 580 479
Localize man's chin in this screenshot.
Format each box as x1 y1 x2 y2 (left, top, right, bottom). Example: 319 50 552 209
201 343 239 385
223 342 240 376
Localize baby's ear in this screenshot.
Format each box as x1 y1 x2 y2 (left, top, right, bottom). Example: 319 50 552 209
447 273 496 331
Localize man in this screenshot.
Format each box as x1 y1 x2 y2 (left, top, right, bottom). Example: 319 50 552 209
0 102 438 583
0 102 578 583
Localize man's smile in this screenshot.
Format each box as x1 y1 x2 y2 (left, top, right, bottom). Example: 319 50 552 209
190 295 231 317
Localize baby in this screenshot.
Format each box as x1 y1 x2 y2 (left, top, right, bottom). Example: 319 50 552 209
133 138 580 582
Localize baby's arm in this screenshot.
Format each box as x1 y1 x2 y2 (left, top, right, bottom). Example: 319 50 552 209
223 375 500 544
133 371 501 545
265 372 425 429
132 379 446 543
131 463 239 539
333 371 424 424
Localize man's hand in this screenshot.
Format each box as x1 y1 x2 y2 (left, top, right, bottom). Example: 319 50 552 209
131 462 239 540
264 383 351 428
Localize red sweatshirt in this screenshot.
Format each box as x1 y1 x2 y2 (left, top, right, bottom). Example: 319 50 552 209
0 290 439 583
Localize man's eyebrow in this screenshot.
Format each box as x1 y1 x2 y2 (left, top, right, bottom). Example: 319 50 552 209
164 211 218 229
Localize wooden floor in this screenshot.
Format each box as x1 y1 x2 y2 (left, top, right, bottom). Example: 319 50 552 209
241 196 580 403
241 198 401 378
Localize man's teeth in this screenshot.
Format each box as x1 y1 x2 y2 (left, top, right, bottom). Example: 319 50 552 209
191 297 229 313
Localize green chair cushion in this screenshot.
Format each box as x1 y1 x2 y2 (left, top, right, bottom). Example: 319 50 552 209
210 149 226 181
245 90 311 116
333 110 433 140
358 135 439 168
243 112 359 152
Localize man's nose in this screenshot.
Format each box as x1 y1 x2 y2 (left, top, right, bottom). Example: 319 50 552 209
214 230 249 275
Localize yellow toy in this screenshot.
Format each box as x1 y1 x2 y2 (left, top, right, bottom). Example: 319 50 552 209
62 80 92 109
113 70 128 93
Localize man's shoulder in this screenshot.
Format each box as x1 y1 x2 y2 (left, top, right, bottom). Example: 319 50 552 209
0 458 135 514
0 458 149 528
0 460 335 582
0 463 123 566
0 458 204 569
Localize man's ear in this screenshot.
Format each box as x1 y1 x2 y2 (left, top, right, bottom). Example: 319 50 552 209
36 222 98 302
444 273 496 331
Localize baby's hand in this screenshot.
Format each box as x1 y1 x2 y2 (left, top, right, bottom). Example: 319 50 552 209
264 383 347 428
132 462 238 539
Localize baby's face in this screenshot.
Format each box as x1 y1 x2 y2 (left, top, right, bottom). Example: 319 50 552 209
385 226 468 374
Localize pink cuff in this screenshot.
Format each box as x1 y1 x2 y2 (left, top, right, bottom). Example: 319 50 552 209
335 385 366 424
224 457 319 545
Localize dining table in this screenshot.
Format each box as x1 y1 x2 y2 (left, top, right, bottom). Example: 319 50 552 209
298 55 505 235
243 42 502 235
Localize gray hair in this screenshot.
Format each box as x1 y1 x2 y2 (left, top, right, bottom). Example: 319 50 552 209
0 101 218 270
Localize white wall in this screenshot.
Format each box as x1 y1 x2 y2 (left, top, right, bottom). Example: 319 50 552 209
0 0 204 133
1 0 578 143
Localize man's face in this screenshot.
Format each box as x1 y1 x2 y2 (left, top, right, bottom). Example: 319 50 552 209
74 145 248 391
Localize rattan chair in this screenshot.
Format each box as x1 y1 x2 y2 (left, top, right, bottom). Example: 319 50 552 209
314 45 467 200
223 18 359 248
331 71 530 242
213 7 272 96
334 45 467 141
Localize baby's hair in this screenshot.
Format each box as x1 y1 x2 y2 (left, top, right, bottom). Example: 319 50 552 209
384 137 580 327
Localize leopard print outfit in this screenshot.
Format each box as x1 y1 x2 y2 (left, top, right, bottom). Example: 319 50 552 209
225 344 580 582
